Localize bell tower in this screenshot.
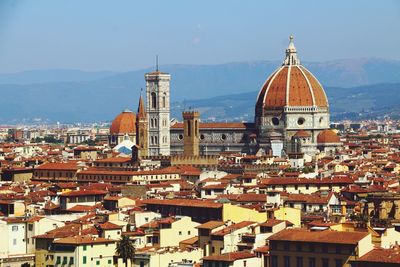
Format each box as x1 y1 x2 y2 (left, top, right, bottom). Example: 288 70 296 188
136 93 148 157
145 65 171 156
183 111 200 156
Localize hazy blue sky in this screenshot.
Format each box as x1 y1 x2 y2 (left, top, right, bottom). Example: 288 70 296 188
0 0 399 73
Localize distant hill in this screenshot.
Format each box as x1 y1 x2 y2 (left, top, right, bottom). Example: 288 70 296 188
0 58 400 123
177 83 400 122
0 69 116 84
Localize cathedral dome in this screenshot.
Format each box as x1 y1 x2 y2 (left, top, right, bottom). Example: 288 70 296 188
317 129 340 144
256 36 328 112
110 109 136 134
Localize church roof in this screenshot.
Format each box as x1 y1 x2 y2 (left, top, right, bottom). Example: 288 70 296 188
256 36 328 111
110 110 136 134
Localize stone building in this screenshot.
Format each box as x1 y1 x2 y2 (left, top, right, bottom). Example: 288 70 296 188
255 35 330 156
109 36 339 157
145 70 171 156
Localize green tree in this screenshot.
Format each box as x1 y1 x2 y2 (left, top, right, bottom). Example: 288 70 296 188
116 235 135 267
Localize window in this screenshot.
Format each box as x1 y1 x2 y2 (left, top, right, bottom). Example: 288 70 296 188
297 117 305 125
12 239 16 245
179 231 182 235
271 255 278 267
335 259 342 267
162 96 166 108
151 92 157 109
309 244 315 252
308 257 316 267
296 243 302 252
187 121 191 136
83 256 87 264
56 256 61 264
322 244 328 253
296 257 303 267
284 256 290 267
12 226 18 231
83 245 87 251
272 117 280 126
108 259 112 264
284 242 290 250
335 245 341 254
63 256 68 264
188 231 191 235
96 260 100 265
28 224 33 231
70 257 74 264
322 258 329 267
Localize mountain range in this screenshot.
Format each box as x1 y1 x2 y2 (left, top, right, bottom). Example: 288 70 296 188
1 58 400 124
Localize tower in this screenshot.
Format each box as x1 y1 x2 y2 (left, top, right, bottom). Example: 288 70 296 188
183 111 200 156
145 69 171 156
136 93 148 157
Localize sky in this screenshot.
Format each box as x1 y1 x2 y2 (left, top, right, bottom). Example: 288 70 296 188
0 0 399 73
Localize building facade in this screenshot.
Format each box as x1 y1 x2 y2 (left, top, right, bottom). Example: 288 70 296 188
109 36 338 157
145 71 171 156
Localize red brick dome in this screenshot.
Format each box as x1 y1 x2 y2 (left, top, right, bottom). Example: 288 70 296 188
256 36 328 111
110 109 136 134
317 129 340 144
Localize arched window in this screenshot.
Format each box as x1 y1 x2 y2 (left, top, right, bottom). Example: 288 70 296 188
150 136 154 145
154 118 157 127
162 96 166 108
195 120 198 137
187 121 191 136
154 136 158 144
150 119 154 128
151 92 157 109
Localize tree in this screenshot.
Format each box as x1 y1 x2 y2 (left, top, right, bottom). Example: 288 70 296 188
116 235 135 267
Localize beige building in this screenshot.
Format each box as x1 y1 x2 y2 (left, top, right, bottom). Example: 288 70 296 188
52 236 117 267
268 229 374 267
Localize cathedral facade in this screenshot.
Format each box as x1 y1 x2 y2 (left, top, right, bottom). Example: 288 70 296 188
109 36 340 157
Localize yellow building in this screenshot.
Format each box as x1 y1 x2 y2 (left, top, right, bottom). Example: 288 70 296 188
268 229 373 267
52 236 116 267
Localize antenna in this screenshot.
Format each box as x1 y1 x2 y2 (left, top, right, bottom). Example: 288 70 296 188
156 55 159 71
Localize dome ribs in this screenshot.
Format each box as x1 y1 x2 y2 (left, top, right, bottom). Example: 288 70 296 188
289 66 313 106
264 67 288 108
301 66 328 107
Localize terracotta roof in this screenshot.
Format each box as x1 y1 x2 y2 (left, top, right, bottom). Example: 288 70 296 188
293 130 311 138
36 162 79 171
60 189 107 197
142 198 223 209
202 251 256 262
357 247 400 264
256 65 328 110
53 235 116 245
212 221 255 236
260 176 353 186
97 221 123 230
94 157 132 163
179 236 198 245
317 129 341 144
110 110 136 134
196 220 225 229
67 204 102 212
258 219 286 227
268 229 369 245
